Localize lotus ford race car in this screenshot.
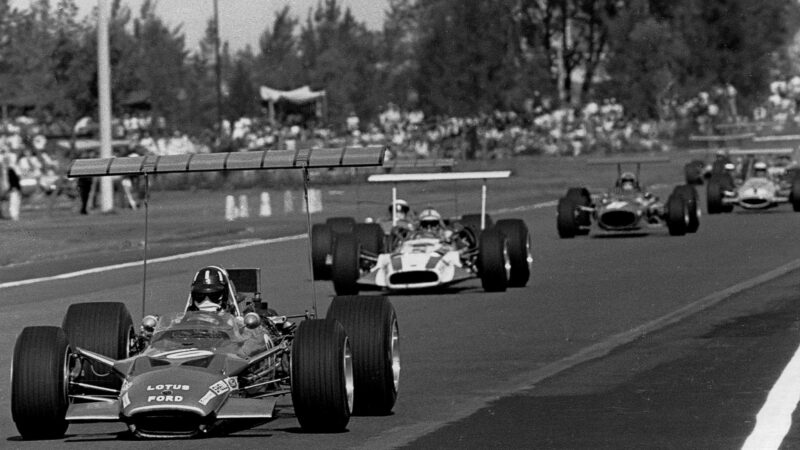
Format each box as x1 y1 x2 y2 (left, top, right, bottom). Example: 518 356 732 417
312 171 531 294
557 157 700 237
706 149 800 213
11 267 400 439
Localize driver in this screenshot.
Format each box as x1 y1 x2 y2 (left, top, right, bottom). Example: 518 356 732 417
617 171 639 192
752 161 769 178
416 208 450 240
187 266 237 314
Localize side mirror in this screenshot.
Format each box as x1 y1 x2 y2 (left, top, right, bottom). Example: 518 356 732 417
243 312 261 329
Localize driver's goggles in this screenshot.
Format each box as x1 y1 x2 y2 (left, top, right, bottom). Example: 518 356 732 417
191 290 224 303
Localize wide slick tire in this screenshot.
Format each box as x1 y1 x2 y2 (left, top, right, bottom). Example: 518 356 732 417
556 197 578 238
12 326 70 440
792 178 800 212
291 319 353 432
565 187 592 234
61 302 134 391
331 233 360 295
495 219 531 287
673 185 700 233
666 194 688 236
706 180 723 215
478 228 508 292
354 223 385 255
327 296 399 415
311 223 333 280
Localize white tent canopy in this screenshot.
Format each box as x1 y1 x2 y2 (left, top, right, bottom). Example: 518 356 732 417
259 85 326 104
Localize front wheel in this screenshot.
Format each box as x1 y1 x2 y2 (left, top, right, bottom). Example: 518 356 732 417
12 326 71 440
327 296 399 415
556 197 578 238
478 228 508 292
666 194 688 236
673 185 700 233
792 178 800 212
291 319 353 432
311 223 333 280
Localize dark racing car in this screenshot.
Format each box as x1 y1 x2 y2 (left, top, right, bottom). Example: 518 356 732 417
556 157 700 237
11 267 399 439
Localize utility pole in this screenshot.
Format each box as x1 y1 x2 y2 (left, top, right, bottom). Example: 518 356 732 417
213 0 223 142
98 0 113 212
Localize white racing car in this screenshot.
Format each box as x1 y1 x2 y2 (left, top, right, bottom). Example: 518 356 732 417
706 149 800 213
319 171 532 294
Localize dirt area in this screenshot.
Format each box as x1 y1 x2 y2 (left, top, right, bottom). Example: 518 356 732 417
0 154 691 268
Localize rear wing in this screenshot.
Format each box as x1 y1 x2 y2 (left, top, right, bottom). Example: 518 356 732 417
67 146 387 177
752 134 800 143
586 157 670 181
724 148 795 156
367 171 511 229
688 133 755 144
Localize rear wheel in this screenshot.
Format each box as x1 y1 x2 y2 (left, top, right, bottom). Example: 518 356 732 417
354 223 385 255
666 194 688 236
311 224 333 280
12 326 71 440
327 296 399 415
478 228 508 292
556 197 578 238
331 233 360 295
495 219 531 287
291 319 353 432
62 302 133 391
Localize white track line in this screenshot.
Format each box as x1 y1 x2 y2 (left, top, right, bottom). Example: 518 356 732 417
361 256 800 450
742 342 800 450
0 234 307 289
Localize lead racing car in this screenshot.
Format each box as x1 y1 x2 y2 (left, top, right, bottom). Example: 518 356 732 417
557 157 700 237
12 267 399 439
11 146 400 440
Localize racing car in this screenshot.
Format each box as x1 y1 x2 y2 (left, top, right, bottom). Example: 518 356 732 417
316 171 532 294
706 149 800 213
11 146 400 440
557 157 700 237
11 268 399 439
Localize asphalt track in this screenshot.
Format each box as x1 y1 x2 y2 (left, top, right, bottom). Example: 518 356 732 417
1 185 800 449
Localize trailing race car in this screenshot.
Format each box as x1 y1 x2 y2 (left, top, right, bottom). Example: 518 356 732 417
10 146 400 440
706 149 800 213
557 157 700 237
318 171 532 294
11 268 399 439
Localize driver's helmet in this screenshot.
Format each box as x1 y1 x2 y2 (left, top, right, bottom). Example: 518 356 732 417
618 171 638 191
390 199 410 221
753 161 768 178
190 266 231 313
417 208 443 235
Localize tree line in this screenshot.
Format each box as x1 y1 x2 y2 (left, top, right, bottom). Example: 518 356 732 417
1 0 798 136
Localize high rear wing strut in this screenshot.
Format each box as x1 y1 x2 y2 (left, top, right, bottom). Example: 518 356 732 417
367 171 512 230
67 146 387 177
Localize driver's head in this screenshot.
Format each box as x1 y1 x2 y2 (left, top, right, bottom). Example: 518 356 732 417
418 208 443 234
191 266 229 313
390 199 410 221
753 161 768 177
619 171 637 191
